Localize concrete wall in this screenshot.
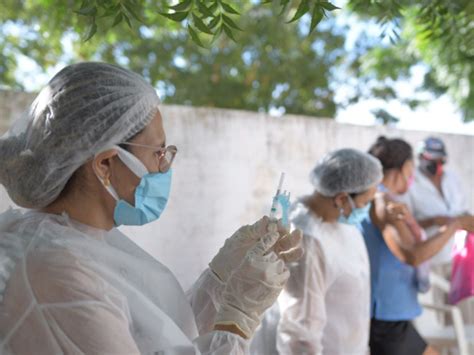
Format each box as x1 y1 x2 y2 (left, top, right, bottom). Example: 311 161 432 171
1 91 473 290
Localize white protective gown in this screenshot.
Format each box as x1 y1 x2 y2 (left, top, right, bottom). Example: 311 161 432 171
269 202 370 355
0 209 247 354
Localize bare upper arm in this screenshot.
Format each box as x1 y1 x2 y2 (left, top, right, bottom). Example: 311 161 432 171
372 193 416 264
381 224 413 264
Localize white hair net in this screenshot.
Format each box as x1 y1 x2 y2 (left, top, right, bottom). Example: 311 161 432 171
0 62 160 209
310 148 383 197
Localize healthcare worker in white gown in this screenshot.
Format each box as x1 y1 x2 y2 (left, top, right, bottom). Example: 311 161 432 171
0 62 303 354
251 149 383 355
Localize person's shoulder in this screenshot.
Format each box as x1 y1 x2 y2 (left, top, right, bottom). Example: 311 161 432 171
291 203 324 237
306 222 357 254
373 190 389 211
27 247 124 306
0 208 27 232
339 222 364 236
412 169 431 186
443 168 461 183
298 226 328 258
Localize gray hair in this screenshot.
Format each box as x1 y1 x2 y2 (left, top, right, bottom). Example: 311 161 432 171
0 62 160 208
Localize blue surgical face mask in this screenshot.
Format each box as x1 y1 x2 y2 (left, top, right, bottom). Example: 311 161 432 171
98 146 172 226
338 196 371 226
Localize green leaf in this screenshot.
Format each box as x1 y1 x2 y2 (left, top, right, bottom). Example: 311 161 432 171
320 2 340 12
75 6 97 16
170 0 192 12
188 24 205 47
98 3 119 18
277 0 291 15
192 13 214 35
112 13 123 27
123 2 143 22
99 7 119 18
208 2 219 13
211 24 224 41
159 11 189 22
309 8 323 33
221 2 240 15
222 24 237 42
83 21 97 41
208 15 221 29
222 14 242 31
123 12 132 28
288 0 309 23
197 2 215 18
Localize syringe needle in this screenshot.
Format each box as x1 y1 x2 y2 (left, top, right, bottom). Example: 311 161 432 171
276 172 285 195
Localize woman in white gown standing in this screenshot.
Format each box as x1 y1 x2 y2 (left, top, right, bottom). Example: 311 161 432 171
0 62 303 354
252 148 383 355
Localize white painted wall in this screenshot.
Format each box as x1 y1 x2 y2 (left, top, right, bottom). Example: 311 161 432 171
1 93 473 290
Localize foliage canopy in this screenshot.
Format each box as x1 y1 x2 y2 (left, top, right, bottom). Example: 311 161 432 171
1 0 473 121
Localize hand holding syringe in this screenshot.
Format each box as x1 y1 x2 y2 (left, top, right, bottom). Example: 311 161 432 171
266 172 303 261
209 172 303 284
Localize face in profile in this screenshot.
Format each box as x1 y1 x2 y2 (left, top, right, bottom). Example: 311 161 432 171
108 110 167 206
395 159 414 195
352 185 378 208
335 185 377 219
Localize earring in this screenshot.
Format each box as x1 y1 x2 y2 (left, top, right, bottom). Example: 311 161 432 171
104 177 111 187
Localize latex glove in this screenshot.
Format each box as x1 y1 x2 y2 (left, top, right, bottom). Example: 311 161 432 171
209 216 271 283
209 217 303 282
214 231 290 339
273 224 304 263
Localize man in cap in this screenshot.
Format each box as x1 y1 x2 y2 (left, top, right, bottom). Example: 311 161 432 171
400 136 474 325
402 136 470 265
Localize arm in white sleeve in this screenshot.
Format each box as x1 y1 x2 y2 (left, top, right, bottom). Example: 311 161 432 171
277 237 328 355
16 250 247 355
187 268 226 335
193 331 248 355
8 250 142 355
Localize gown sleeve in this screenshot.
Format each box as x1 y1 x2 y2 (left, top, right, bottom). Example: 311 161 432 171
276 236 328 355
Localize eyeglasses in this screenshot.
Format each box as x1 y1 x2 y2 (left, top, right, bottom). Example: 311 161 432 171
119 142 178 173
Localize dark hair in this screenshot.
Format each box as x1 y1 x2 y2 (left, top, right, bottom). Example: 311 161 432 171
368 136 413 171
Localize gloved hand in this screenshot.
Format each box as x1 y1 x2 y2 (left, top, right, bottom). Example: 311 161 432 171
273 227 304 263
209 216 303 282
214 231 290 339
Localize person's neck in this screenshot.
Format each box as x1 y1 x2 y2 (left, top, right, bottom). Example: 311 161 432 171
381 173 398 195
304 192 339 223
419 169 443 195
421 167 442 185
42 191 114 230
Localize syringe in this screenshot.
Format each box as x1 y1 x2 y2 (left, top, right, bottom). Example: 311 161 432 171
269 172 285 220
269 172 292 228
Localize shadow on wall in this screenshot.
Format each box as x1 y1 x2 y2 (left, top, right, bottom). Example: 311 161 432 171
1 94 473 290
